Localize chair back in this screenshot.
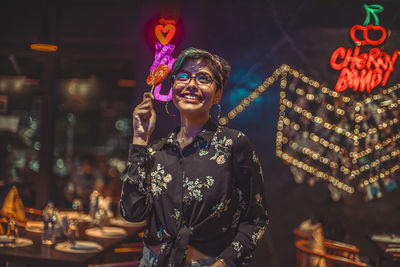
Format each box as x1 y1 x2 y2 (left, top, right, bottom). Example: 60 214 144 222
24 207 43 221
295 239 367 267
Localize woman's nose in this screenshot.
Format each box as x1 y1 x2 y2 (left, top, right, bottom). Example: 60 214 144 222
187 76 198 87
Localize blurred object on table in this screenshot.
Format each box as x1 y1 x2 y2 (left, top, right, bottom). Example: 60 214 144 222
55 240 103 253
72 197 83 212
25 220 44 233
85 226 127 239
41 200 59 245
109 218 146 228
1 185 26 222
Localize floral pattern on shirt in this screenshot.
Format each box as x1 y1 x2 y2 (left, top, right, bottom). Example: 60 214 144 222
166 132 177 145
231 208 241 228
251 226 266 246
252 150 259 164
255 193 264 207
201 127 233 165
171 208 180 220
147 147 156 157
150 163 173 198
211 198 231 217
252 150 264 177
233 241 244 259
183 176 215 203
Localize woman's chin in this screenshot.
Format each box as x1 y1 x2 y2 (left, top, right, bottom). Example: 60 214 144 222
177 101 201 110
176 104 208 116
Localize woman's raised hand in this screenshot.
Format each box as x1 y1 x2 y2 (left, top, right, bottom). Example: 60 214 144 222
132 92 156 145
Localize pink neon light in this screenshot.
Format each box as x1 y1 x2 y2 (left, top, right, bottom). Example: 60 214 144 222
149 42 176 102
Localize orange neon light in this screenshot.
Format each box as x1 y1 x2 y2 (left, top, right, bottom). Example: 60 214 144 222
117 79 136 87
155 18 176 45
330 25 399 93
30 43 58 52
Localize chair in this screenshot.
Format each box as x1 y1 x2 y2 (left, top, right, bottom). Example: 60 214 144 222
294 227 312 241
24 207 43 221
293 228 362 261
295 239 367 267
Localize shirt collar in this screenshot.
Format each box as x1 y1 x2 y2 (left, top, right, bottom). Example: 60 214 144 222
153 118 218 150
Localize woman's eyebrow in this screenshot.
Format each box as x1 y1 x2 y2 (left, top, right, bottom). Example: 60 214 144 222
195 71 211 75
178 70 212 76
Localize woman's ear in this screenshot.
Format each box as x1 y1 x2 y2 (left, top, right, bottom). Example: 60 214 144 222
213 89 223 104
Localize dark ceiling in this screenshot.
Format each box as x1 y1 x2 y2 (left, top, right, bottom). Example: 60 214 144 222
0 0 399 85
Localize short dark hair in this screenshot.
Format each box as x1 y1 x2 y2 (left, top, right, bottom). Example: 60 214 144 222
171 47 231 91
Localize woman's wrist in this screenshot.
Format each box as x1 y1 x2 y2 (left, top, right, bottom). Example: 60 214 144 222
132 136 149 146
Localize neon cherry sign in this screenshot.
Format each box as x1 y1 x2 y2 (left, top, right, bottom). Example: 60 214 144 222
349 25 387 46
330 5 399 93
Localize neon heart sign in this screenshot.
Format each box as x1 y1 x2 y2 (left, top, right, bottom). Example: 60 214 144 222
155 18 176 45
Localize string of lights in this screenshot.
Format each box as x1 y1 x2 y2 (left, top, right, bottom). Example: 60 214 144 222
276 150 355 194
221 64 400 196
278 116 400 180
361 164 400 188
353 130 400 160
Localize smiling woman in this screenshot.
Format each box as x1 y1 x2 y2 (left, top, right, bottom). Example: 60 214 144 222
120 47 269 267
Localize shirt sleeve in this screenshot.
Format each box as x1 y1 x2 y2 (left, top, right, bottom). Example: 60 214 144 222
119 144 153 222
218 134 269 267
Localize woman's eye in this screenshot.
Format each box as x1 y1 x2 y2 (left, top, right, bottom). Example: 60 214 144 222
198 75 212 83
176 73 189 80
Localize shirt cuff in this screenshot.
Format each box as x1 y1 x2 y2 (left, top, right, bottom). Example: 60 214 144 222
218 231 253 267
120 144 149 184
129 144 148 157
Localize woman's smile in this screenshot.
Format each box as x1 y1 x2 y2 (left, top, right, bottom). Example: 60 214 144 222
178 91 203 102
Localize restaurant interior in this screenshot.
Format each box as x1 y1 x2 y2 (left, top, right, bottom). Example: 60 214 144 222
1 0 400 266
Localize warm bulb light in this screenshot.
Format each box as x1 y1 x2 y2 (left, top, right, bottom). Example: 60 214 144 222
30 43 58 52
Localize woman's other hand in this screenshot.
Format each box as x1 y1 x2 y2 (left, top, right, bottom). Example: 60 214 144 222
132 92 156 145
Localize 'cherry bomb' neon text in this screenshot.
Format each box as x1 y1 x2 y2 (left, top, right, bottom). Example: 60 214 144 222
330 25 399 92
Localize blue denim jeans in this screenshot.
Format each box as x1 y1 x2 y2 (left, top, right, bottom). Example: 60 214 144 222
139 245 217 267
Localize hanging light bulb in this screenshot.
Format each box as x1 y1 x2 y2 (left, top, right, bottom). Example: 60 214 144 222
31 1 59 52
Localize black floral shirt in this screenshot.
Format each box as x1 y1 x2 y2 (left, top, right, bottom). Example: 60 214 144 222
120 119 269 267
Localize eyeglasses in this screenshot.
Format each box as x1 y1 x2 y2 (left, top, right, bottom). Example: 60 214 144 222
173 72 215 88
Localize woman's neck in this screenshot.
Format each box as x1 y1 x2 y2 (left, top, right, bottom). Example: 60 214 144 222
177 112 209 146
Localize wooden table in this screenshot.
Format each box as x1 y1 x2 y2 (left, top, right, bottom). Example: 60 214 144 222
0 220 144 267
370 234 400 267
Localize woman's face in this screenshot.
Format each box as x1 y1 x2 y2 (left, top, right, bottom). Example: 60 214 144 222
172 58 221 118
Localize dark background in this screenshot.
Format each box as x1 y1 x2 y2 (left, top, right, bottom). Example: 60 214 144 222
1 0 400 266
